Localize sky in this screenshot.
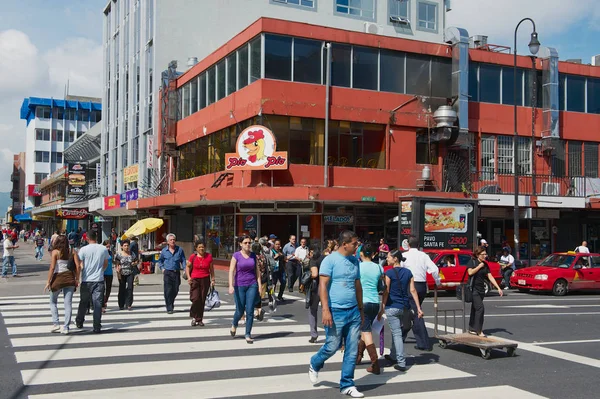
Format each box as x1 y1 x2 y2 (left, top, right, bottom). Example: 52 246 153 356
0 0 599 192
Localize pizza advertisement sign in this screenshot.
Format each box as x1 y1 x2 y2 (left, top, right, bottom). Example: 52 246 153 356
225 125 288 171
414 198 477 250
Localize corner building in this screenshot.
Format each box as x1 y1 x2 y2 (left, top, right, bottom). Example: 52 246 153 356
129 11 600 266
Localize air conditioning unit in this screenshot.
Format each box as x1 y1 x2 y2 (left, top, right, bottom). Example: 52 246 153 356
469 35 488 49
592 54 600 66
364 22 382 35
389 16 410 24
541 182 560 196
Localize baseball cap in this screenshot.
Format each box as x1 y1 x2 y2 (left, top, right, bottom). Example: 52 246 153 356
480 239 488 245
269 234 277 239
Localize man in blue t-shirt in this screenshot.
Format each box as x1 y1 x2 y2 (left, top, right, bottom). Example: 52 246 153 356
309 230 365 398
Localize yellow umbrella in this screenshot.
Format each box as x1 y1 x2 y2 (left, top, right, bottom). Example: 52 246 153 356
121 218 164 240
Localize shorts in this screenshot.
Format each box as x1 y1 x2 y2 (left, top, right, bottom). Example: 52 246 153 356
360 302 380 332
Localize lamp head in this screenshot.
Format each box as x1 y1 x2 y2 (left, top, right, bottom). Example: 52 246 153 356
528 31 540 55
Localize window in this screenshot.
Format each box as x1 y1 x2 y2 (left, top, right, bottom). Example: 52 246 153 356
122 142 128 167
77 131 84 139
469 62 479 102
551 140 566 177
416 142 439 165
479 64 501 104
190 77 198 114
352 46 378 90
584 142 598 178
250 37 261 83
51 130 63 141
481 135 495 180
53 108 64 119
65 108 77 121
217 60 226 101
588 78 600 114
64 131 75 143
458 254 473 267
80 109 90 121
288 118 320 165
293 38 321 84
226 53 237 95
207 66 216 105
502 68 523 106
35 151 50 163
380 50 405 93
51 152 63 164
568 141 582 176
567 75 585 112
431 57 452 98
417 1 437 31
406 54 430 96
517 137 531 175
335 0 375 20
132 136 139 164
389 0 409 19
35 129 50 141
238 45 249 90
35 107 51 119
34 173 47 184
271 0 315 8
182 84 190 118
199 73 207 109
265 35 292 81
330 43 351 88
497 136 513 175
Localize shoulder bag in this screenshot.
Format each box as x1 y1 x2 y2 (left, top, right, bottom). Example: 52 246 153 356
456 267 474 303
393 267 414 331
377 265 386 294
204 286 221 311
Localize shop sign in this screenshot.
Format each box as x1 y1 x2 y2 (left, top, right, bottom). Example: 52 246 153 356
56 208 88 220
225 125 288 171
125 188 139 201
67 162 87 196
94 216 113 222
420 201 475 249
91 222 99 231
361 196 376 202
324 215 354 225
123 164 139 183
400 201 412 238
27 184 41 197
243 215 257 230
104 194 122 210
96 164 101 188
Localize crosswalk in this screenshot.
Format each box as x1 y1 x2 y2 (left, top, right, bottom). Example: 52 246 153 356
0 288 548 399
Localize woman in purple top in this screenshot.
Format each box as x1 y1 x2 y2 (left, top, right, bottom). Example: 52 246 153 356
229 235 261 343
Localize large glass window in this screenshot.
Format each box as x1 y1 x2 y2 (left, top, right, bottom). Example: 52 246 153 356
217 60 226 101
479 64 501 104
587 78 600 114
559 74 565 111
289 117 320 165
51 129 63 142
190 78 198 114
431 57 452 98
417 1 437 31
406 54 430 96
35 151 50 163
207 66 216 105
567 75 585 112
199 73 206 110
335 0 375 20
35 129 50 141
584 142 599 178
568 141 582 176
352 46 378 90
469 62 479 102
250 37 261 83
226 53 237 95
502 68 523 106
293 38 321 84
380 50 404 94
238 45 249 89
416 142 439 165
51 152 63 164
182 84 190 118
36 107 51 119
265 34 292 81
330 43 351 88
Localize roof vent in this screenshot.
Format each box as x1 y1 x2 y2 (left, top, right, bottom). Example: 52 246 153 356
469 35 488 49
432 105 457 128
187 57 198 69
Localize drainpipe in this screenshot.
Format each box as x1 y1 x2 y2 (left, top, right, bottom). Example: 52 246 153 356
324 43 331 188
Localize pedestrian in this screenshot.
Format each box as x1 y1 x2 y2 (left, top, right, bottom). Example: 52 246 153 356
268 234 277 249
575 241 590 253
271 239 287 301
283 235 299 292
356 243 383 375
499 247 515 290
50 230 59 250
67 229 78 249
2 233 19 277
307 243 325 344
379 249 424 372
468 246 504 337
34 233 45 261
259 237 276 311
102 240 114 313
377 238 389 267
294 238 310 276
308 230 364 398
229 235 261 344
45 235 79 334
186 241 215 327
158 233 186 314
402 235 441 351
251 241 267 322
115 239 139 310
130 236 140 286
75 230 109 333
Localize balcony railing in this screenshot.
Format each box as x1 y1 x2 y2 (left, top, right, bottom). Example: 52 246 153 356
446 172 588 197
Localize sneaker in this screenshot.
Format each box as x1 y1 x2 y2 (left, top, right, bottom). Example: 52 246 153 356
76 323 83 329
308 365 318 384
341 387 364 398
93 328 101 334
50 325 61 333
393 365 407 372
61 327 70 335
504 287 510 290
308 336 318 343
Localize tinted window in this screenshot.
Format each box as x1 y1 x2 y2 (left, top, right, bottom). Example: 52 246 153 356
469 62 479 102
227 53 236 95
502 68 523 105
567 75 585 112
199 73 206 109
294 38 321 84
479 64 501 103
406 54 430 96
238 45 249 89
190 78 198 114
587 78 600 114
352 46 378 90
458 254 473 266
207 67 215 105
265 34 292 81
217 60 226 100
559 74 565 111
330 43 351 87
431 57 452 98
380 50 404 94
250 37 261 83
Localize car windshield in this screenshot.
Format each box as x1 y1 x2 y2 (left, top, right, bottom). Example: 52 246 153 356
427 253 438 261
538 254 576 268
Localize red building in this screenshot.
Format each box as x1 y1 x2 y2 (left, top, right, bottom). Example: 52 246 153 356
130 18 600 264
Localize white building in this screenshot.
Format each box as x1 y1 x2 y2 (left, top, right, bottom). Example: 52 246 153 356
101 0 450 197
19 96 102 210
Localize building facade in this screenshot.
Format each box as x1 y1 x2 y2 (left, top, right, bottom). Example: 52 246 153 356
10 153 27 224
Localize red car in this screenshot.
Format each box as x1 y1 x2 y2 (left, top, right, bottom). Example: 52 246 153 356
424 249 503 295
510 252 600 296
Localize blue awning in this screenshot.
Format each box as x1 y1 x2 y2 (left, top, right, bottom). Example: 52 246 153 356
14 214 33 222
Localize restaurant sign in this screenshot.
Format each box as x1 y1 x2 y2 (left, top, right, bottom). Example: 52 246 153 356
67 162 87 196
324 215 354 225
225 125 288 171
55 208 89 220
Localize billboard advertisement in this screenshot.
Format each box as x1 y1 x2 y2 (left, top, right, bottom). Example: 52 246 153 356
67 162 87 196
225 125 288 171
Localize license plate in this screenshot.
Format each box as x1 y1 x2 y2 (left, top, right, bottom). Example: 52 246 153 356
518 279 526 285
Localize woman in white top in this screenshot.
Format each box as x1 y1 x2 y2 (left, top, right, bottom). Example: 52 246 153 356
45 235 80 335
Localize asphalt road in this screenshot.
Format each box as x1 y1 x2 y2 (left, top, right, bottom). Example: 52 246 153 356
1 243 599 399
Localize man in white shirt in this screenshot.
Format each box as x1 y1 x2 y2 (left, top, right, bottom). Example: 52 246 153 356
575 241 590 254
294 238 309 268
500 247 515 290
402 235 440 351
2 233 19 277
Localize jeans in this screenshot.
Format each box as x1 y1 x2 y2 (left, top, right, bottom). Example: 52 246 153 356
232 283 259 338
163 270 181 312
118 273 135 308
503 268 514 288
2 256 16 276
76 281 105 330
35 245 44 260
469 291 485 333
409 282 431 349
307 288 320 338
286 261 301 292
310 306 361 391
272 269 286 299
50 286 75 328
385 307 407 367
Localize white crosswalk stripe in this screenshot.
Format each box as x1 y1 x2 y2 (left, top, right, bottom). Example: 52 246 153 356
0 288 548 399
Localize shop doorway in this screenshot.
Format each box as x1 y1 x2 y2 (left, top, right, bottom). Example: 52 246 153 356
260 215 297 242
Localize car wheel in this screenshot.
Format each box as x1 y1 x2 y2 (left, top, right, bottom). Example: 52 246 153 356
552 279 568 296
517 288 530 293
484 281 491 296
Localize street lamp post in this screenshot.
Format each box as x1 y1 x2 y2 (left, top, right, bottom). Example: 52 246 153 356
513 18 540 261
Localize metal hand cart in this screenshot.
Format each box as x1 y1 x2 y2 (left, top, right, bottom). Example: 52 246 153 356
433 283 517 359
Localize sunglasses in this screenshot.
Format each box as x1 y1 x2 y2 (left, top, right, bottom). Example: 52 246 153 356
242 241 251 245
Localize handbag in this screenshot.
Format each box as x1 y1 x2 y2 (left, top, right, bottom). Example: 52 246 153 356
300 270 313 287
456 267 473 303
204 286 221 311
